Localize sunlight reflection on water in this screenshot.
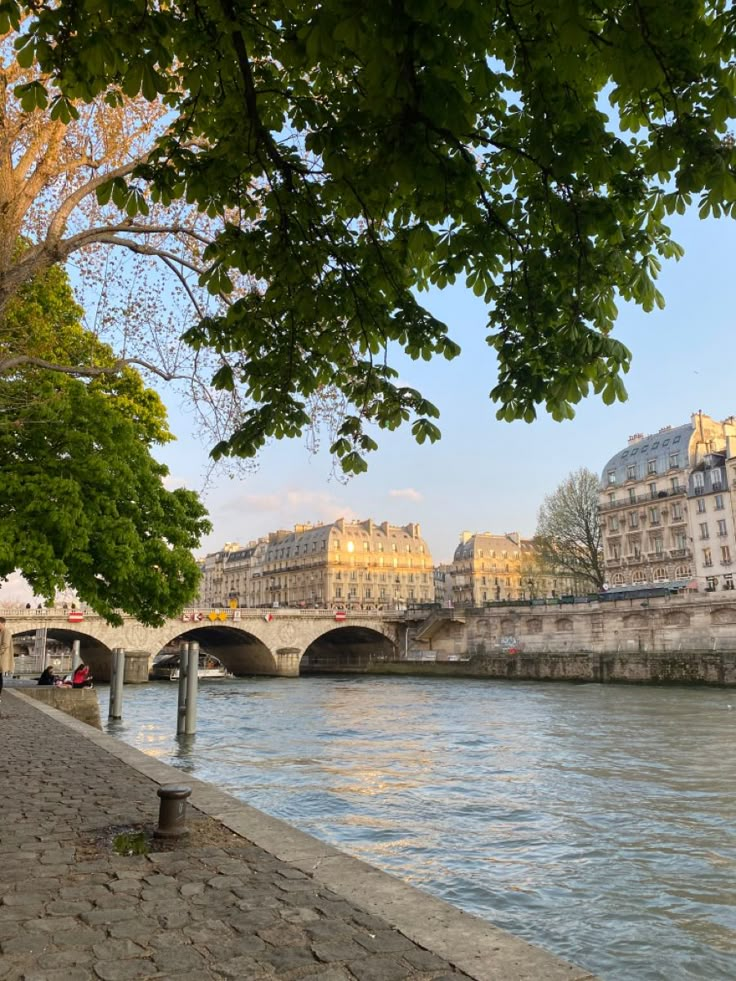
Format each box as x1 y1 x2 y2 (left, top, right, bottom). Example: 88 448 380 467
101 676 736 981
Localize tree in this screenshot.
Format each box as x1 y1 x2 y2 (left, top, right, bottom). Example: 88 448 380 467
0 263 211 624
0 25 271 464
10 1 736 471
535 468 604 590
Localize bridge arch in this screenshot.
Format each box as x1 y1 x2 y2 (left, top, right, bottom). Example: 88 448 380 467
155 624 277 676
300 624 396 674
10 627 113 679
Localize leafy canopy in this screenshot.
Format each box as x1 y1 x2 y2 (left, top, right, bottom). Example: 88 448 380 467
12 0 736 471
535 467 605 589
0 264 211 624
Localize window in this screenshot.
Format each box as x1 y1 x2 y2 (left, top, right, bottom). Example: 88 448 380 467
363 541 369 551
721 545 731 564
673 435 681 443
630 542 641 558
670 477 680 492
675 532 687 550
671 504 682 521
725 574 734 590
697 498 706 514
715 494 725 510
609 543 621 560
609 516 619 532
629 488 636 503
347 541 354 553
626 464 637 480
700 522 710 540
608 492 616 506
718 519 728 537
694 472 705 493
647 460 657 475
669 452 679 468
703 547 713 568
649 483 658 498
653 537 664 555
712 469 723 488
649 507 660 525
706 576 718 591
629 512 639 529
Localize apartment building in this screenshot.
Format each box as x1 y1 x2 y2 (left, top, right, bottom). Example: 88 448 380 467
197 518 433 609
449 532 528 605
599 412 736 590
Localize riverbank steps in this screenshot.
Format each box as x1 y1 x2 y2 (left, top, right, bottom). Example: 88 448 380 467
0 691 594 981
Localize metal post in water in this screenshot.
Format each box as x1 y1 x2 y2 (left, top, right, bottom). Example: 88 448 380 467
109 647 125 720
176 642 189 736
71 639 81 674
184 640 199 735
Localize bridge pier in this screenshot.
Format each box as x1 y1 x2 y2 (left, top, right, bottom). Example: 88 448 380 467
274 647 303 677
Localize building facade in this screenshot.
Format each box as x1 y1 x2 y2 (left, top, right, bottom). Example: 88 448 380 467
449 532 529 605
599 412 736 591
197 518 433 610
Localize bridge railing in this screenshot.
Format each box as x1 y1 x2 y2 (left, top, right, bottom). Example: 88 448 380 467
0 605 407 622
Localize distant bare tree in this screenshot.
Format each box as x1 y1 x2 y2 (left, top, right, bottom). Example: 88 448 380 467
535 468 604 590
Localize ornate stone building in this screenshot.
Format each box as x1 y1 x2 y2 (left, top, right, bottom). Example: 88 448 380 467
197 518 433 610
599 412 736 591
449 532 528 605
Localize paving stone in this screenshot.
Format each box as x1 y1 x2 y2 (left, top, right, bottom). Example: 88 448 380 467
36 949 95 970
257 922 309 947
151 944 208 972
23 968 93 981
348 954 416 981
92 958 157 980
257 946 319 973
80 908 139 926
312 938 372 963
402 948 458 972
218 954 269 978
91 938 149 961
280 906 321 925
353 930 416 954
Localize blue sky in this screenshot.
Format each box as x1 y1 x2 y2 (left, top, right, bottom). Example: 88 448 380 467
155 209 735 566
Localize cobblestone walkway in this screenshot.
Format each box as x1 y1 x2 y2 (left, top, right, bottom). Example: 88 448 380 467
0 693 469 981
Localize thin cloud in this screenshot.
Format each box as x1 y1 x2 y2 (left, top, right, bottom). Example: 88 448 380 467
389 488 423 502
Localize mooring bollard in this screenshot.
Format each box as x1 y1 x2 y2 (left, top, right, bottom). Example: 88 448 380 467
71 639 81 674
108 647 125 720
155 784 192 838
185 640 199 735
176 641 189 736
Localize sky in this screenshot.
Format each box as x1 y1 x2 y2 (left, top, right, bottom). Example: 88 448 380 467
153 208 735 567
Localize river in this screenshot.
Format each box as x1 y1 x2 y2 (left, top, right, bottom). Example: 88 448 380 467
99 676 736 980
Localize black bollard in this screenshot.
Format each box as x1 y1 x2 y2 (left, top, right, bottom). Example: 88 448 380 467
155 784 192 838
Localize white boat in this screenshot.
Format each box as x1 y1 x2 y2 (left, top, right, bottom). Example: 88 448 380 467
150 651 232 681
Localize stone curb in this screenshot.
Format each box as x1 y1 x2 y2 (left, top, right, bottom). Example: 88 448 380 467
7 689 596 981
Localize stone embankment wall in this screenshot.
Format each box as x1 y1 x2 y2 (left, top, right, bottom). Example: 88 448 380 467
401 593 736 686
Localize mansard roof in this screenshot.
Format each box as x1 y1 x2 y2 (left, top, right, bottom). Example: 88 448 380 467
599 421 692 487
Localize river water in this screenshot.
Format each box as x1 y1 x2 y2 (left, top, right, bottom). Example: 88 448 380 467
100 677 736 980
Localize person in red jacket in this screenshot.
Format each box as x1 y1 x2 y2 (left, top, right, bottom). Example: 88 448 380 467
71 664 93 688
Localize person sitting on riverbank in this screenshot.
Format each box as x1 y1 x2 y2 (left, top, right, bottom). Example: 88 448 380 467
71 664 93 688
37 666 56 686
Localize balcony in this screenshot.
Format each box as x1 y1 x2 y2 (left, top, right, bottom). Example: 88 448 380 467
721 559 733 567
669 548 691 559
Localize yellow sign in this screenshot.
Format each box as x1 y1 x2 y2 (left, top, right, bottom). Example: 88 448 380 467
218 611 227 621
229 598 237 609
208 611 218 621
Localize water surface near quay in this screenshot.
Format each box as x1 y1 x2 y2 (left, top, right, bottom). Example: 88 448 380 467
100 676 736 980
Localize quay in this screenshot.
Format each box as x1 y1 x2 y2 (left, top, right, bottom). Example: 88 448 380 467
0 689 594 981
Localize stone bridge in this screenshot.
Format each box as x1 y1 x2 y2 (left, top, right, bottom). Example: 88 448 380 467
4 608 407 680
